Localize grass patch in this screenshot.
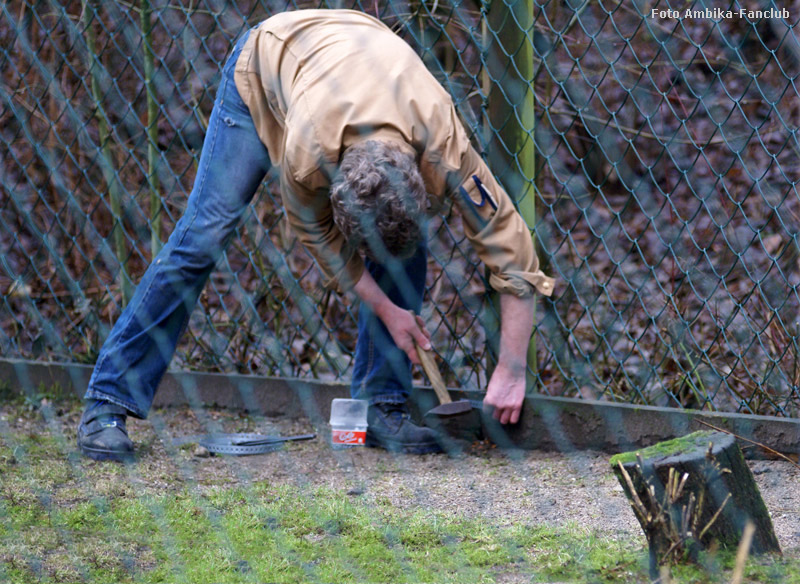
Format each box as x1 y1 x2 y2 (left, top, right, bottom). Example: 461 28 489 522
0 381 82 413
0 422 798 583
0 380 18 402
1 470 798 583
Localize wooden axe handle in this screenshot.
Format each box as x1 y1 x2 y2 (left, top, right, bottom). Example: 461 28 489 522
415 344 452 405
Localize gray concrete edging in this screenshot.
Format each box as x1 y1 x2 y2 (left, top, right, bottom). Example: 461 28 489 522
1 358 797 457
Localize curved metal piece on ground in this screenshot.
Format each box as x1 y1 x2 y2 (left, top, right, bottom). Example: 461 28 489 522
197 433 316 456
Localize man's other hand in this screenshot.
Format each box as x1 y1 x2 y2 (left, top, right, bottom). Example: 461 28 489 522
482 292 536 425
483 364 525 424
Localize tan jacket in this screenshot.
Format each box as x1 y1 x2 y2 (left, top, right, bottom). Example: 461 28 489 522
234 9 554 297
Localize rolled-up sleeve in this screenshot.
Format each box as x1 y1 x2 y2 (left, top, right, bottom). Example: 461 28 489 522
452 147 554 298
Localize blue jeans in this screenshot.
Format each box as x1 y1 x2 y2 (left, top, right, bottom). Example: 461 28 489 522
85 30 425 417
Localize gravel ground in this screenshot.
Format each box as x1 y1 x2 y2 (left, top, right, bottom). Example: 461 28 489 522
140 406 800 553
4 402 799 554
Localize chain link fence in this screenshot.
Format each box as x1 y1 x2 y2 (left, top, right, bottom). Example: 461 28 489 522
2 0 800 417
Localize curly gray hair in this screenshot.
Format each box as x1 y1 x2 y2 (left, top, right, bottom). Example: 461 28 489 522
330 140 427 261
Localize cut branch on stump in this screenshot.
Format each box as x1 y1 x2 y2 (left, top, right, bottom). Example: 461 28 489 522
610 431 780 577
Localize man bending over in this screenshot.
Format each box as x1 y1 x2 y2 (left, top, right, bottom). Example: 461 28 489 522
77 9 554 460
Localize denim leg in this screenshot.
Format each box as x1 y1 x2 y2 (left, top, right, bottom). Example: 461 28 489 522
85 31 270 418
350 246 427 405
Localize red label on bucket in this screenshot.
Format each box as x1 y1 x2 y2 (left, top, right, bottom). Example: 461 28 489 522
332 429 366 445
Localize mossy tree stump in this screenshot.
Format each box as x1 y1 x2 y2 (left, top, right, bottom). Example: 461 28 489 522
610 431 780 576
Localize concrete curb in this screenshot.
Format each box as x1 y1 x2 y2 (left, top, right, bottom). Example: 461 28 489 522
2 358 798 457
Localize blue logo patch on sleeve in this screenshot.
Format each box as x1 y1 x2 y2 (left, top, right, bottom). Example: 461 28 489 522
470 176 497 211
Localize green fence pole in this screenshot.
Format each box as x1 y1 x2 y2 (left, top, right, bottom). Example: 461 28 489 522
141 0 163 257
486 0 538 388
82 0 133 307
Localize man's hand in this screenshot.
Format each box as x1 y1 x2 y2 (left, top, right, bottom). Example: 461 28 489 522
351 269 431 365
484 363 527 424
380 306 431 366
483 292 536 424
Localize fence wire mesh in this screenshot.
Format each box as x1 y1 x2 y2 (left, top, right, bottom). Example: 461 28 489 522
2 0 800 417
2 3 800 583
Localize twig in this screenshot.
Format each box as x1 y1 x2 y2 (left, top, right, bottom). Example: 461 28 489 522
730 521 756 584
698 493 731 542
659 565 672 584
695 420 800 470
617 461 651 522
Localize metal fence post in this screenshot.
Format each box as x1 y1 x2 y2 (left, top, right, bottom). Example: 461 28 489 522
81 0 133 306
141 0 163 257
485 0 538 389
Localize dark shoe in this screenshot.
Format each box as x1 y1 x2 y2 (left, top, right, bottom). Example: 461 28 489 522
366 403 443 454
77 401 134 462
